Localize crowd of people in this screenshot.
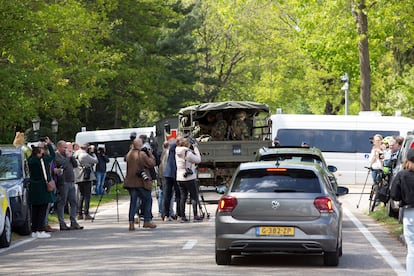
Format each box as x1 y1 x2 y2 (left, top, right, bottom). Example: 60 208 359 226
368 134 403 183
123 133 204 232
20 130 205 238
21 134 109 238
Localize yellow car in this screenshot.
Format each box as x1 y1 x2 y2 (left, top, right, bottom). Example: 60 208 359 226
0 186 12 248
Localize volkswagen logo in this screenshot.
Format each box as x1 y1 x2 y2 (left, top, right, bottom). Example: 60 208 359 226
271 200 280 209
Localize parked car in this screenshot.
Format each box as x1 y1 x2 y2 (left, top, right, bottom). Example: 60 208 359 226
215 160 349 266
0 146 31 235
255 146 339 192
387 134 414 218
0 186 12 248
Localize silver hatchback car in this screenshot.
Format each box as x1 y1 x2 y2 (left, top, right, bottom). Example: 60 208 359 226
215 161 349 266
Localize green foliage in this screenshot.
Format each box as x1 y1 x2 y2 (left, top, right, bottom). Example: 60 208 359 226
1 0 414 144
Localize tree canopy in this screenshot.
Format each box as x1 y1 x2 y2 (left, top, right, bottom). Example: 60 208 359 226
0 0 413 143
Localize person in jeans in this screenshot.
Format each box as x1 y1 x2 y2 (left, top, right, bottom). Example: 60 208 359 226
124 137 156 230
75 143 98 220
95 145 109 195
55 140 83 230
390 148 414 276
175 137 202 222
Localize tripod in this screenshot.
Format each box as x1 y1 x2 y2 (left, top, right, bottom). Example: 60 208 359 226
92 157 125 223
357 167 371 209
187 180 210 220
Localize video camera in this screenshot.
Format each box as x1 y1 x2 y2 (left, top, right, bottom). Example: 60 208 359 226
183 168 193 178
184 133 197 146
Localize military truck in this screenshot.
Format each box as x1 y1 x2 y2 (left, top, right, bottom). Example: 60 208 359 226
158 101 272 187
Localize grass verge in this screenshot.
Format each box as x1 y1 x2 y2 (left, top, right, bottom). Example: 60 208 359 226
368 204 403 240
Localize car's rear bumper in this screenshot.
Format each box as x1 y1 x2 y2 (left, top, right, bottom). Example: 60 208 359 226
216 236 338 255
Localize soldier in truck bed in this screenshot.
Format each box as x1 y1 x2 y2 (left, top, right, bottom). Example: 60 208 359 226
211 112 228 141
231 111 250 140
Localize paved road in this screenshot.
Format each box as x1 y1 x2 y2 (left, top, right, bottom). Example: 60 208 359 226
0 185 408 275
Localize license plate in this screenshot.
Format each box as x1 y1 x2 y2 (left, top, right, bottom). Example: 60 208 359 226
197 173 212 178
256 226 295 236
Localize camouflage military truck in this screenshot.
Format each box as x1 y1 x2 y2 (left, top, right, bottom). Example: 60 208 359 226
158 101 272 187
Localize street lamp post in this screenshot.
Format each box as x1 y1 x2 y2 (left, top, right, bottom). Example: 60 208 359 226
340 73 349 116
51 119 58 143
32 117 41 141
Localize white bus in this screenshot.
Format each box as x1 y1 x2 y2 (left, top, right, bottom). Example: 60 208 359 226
271 113 414 185
75 127 156 189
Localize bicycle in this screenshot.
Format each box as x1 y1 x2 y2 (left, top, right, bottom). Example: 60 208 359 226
368 166 392 213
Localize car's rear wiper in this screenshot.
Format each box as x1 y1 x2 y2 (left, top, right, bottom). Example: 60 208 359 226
273 189 303 192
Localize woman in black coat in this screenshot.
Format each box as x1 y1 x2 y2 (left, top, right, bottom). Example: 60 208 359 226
27 137 56 238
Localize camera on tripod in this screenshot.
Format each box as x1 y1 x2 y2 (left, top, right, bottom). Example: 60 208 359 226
183 168 193 177
137 169 150 181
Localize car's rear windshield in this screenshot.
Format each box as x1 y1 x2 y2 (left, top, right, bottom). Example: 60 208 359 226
259 154 322 165
232 168 321 193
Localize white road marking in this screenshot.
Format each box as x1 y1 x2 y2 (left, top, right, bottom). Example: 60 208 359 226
183 239 198 250
344 207 406 276
0 237 35 254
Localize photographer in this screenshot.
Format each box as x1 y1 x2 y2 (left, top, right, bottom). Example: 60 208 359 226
175 136 202 222
369 134 384 183
95 145 109 196
124 138 157 230
75 143 98 220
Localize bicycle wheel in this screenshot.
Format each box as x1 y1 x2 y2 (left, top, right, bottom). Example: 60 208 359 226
369 184 379 213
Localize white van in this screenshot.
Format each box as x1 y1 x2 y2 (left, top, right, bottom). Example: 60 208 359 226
271 113 414 185
75 127 156 188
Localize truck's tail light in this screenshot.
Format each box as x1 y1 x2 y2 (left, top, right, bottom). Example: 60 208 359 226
314 197 334 213
218 196 238 212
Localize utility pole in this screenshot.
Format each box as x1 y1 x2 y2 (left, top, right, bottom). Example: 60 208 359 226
341 73 349 115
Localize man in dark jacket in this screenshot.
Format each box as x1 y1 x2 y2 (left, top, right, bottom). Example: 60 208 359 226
55 140 83 230
162 137 182 221
95 145 109 196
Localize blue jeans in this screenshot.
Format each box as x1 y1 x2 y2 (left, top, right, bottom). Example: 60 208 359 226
95 171 106 195
127 187 153 222
404 208 414 275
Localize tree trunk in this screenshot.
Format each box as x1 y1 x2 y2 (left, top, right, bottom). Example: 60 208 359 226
352 0 371 111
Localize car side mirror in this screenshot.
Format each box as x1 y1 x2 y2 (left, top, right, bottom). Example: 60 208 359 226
336 186 349 196
328 165 337 173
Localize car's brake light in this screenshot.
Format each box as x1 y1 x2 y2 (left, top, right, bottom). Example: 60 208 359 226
218 196 238 212
410 141 414 149
266 168 287 172
314 197 334 213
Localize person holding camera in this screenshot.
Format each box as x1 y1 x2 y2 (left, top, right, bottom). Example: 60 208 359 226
124 137 157 230
55 140 83 230
175 136 202 222
95 145 109 196
369 134 384 183
75 143 98 220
